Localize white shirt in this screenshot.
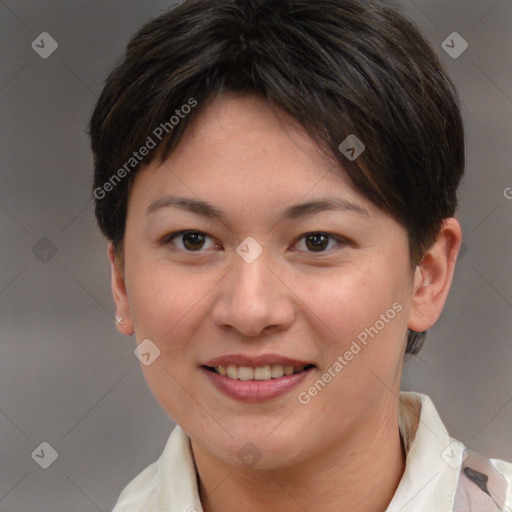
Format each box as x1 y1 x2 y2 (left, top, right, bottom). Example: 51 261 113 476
111 392 512 511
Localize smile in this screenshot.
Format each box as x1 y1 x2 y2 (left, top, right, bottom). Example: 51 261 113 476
204 364 315 381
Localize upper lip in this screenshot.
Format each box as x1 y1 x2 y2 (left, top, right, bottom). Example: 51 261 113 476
201 353 315 368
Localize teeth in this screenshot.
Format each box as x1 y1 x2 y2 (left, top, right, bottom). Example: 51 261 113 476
238 366 254 380
214 364 309 381
254 365 271 380
226 365 238 379
284 365 294 376
271 365 284 378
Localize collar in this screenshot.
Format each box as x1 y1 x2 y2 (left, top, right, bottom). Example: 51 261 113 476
388 391 463 511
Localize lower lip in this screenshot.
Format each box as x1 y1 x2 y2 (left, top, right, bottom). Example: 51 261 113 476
201 366 314 403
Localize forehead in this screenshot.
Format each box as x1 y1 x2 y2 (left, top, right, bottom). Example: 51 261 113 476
179 91 337 171
127 92 381 226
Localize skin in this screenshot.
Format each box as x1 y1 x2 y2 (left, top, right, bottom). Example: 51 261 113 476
109 92 462 512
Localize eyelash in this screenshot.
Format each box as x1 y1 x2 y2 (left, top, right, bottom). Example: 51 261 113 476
161 230 350 255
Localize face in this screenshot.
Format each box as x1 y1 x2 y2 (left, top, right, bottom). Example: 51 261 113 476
112 92 429 469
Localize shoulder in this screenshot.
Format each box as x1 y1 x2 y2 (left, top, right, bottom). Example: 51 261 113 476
111 459 160 511
397 391 512 511
110 424 198 512
453 447 512 511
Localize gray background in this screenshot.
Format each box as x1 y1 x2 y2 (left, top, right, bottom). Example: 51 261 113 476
1 0 511 510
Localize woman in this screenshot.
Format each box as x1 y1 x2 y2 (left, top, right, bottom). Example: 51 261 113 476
88 0 512 510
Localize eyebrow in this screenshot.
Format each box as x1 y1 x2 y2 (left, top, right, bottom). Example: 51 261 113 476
146 195 369 221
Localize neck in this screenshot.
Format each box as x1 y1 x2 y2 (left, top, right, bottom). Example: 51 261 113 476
192 399 406 512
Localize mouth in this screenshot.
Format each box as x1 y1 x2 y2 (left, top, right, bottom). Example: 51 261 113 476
201 362 316 402
202 363 316 381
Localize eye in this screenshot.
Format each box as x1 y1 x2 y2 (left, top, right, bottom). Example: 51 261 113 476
163 230 218 252
162 230 349 254
293 232 347 254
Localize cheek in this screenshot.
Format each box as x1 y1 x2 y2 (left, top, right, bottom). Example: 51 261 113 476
304 270 407 414
126 259 216 355
126 264 212 418
310 265 397 328
309 263 408 369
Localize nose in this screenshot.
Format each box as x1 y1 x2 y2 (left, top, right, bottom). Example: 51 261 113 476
211 247 295 338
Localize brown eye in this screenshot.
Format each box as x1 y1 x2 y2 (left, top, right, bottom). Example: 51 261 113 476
305 233 329 252
165 230 216 252
294 232 346 254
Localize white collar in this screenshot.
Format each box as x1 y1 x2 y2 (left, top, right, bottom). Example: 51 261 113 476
388 391 462 511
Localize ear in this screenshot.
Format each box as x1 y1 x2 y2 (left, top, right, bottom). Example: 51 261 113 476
108 241 134 336
408 218 462 333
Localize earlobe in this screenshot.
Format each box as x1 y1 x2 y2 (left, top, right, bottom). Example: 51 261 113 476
407 218 462 333
107 241 134 336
